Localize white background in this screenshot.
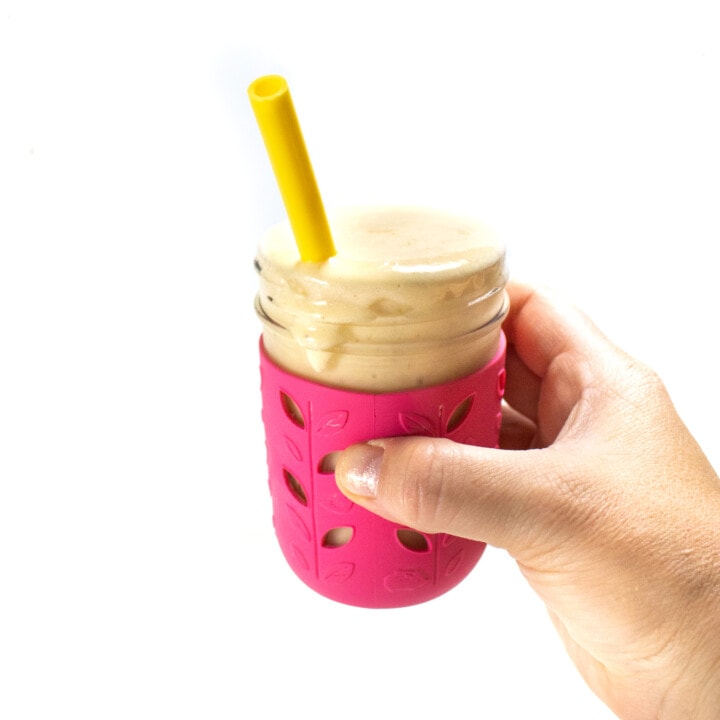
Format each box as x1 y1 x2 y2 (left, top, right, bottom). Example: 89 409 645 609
1 1 719 718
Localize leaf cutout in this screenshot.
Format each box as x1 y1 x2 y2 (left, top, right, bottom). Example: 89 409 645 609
280 392 305 428
398 411 436 437
283 469 308 506
317 452 339 475
396 529 430 552
445 395 474 434
321 527 354 547
324 562 355 583
316 410 349 436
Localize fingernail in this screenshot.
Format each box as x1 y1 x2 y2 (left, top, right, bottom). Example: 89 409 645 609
338 443 384 498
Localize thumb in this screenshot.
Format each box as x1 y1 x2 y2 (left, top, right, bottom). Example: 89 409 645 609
334 436 580 556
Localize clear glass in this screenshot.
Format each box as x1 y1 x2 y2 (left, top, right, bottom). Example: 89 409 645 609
255 206 509 392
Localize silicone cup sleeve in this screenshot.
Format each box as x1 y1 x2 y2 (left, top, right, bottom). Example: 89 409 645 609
260 332 507 609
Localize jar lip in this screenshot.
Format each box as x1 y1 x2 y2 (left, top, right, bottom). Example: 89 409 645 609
474 292 509 331
255 291 509 341
254 294 282 328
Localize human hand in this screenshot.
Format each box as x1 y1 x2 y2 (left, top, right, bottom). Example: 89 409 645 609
335 282 720 720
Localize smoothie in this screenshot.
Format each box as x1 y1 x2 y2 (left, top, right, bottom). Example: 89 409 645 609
255 205 508 392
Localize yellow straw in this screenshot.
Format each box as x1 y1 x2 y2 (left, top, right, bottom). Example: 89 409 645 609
248 75 336 263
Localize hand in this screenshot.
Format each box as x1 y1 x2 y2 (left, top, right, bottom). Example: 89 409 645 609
335 281 720 720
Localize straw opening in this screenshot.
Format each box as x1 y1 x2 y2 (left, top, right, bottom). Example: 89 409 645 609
249 75 286 101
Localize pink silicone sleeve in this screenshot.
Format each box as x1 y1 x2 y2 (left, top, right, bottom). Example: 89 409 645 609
260 332 507 609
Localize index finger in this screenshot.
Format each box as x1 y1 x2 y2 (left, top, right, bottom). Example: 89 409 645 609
501 282 605 439
504 282 601 377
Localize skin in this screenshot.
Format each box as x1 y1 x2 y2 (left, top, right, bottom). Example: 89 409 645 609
335 281 720 720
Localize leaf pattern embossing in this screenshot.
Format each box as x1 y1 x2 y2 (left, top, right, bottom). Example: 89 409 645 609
324 563 355 583
445 550 464 577
287 505 311 542
291 544 310 571
284 436 303 462
317 410 349 435
320 493 354 514
398 412 437 437
384 569 431 592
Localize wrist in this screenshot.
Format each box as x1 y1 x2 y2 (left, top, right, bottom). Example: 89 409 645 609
660 600 720 719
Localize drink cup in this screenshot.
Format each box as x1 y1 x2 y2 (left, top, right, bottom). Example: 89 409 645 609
255 205 508 608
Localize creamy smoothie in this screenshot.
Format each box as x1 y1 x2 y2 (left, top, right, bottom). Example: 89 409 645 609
255 206 508 392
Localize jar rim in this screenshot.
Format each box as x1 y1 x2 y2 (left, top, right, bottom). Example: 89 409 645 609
255 291 509 349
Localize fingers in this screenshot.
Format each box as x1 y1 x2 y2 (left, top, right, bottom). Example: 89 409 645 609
333 283 619 554
334 436 577 556
498 402 537 450
503 282 601 379
502 344 541 425
502 282 610 444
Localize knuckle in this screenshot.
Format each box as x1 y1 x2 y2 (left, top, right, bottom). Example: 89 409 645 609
393 439 457 532
539 452 613 537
